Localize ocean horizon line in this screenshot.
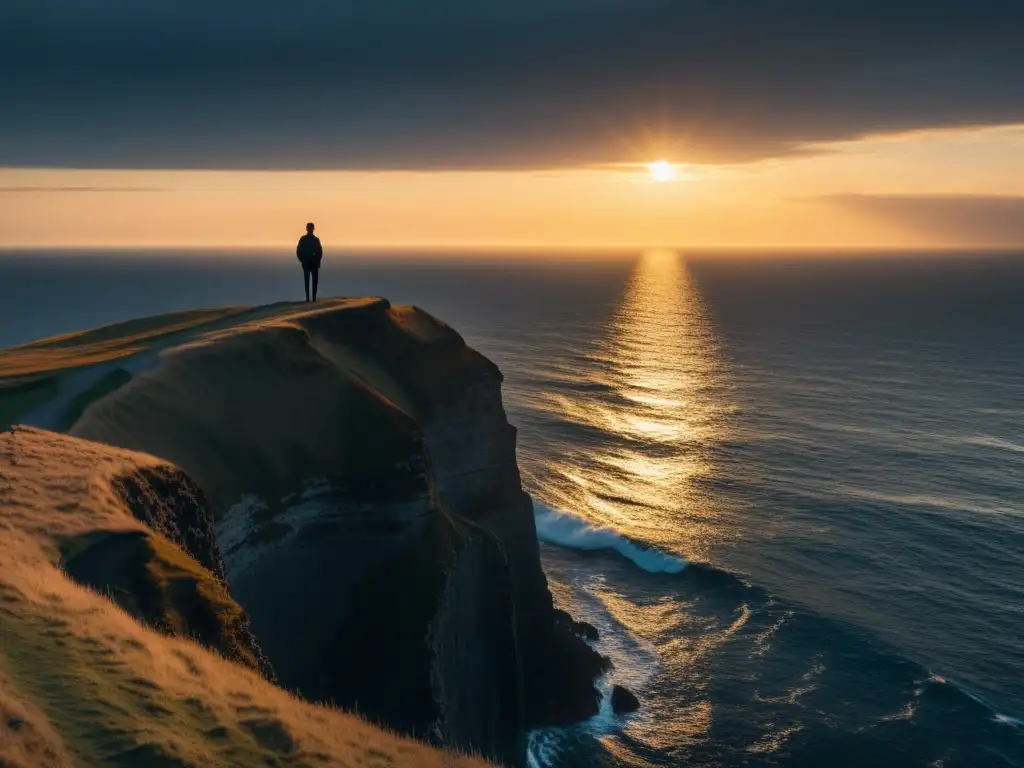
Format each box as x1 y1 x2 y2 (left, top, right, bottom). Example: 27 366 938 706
3 244 1024 259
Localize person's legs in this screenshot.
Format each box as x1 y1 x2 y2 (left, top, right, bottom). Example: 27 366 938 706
302 267 311 301
311 268 319 301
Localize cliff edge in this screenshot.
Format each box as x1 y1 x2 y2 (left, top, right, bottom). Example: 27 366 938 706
0 298 609 766
0 426 488 768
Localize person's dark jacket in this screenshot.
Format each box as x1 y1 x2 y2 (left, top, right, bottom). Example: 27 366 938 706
296 234 323 268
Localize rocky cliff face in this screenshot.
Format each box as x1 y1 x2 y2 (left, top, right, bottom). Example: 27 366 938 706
417 358 609 730
66 298 608 766
0 428 489 768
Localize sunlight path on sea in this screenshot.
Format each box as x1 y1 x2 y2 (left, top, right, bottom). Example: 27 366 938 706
529 249 737 563
522 250 750 767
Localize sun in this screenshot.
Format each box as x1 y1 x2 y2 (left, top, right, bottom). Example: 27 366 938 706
648 160 677 182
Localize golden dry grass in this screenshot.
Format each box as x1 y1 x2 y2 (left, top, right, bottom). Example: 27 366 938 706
0 427 491 768
0 307 250 380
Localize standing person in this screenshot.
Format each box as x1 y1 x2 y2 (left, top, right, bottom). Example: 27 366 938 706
296 222 323 302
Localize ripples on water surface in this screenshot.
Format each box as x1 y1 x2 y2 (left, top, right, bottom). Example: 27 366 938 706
1 250 1022 766
484 252 1024 767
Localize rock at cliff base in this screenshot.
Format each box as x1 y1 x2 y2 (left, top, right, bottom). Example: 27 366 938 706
576 621 600 641
554 609 599 642
611 685 641 714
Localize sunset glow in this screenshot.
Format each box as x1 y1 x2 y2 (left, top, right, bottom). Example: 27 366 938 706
2 124 1024 250
648 161 678 183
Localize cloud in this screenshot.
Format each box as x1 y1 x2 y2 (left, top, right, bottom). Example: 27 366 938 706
813 194 1024 246
1 0 1022 169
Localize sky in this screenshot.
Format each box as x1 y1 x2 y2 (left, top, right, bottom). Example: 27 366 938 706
2 0 1023 249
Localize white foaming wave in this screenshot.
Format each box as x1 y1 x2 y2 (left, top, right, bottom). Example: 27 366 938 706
924 675 1024 730
526 730 561 768
995 713 1024 730
533 501 688 574
964 435 1024 454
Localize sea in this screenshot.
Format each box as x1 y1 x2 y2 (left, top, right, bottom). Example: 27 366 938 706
1 249 1022 767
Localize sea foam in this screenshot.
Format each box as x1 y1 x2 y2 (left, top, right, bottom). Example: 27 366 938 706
533 501 687 574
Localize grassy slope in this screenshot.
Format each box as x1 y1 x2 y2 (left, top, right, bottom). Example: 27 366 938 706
0 302 318 430
0 427 490 768
60 529 265 675
0 573 488 768
0 307 251 380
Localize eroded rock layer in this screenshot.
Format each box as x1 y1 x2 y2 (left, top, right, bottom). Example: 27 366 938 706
65 298 608 765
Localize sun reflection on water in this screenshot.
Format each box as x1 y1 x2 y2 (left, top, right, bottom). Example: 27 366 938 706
533 249 732 562
524 252 742 760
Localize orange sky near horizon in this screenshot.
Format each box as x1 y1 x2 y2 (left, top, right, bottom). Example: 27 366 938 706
2 124 1023 251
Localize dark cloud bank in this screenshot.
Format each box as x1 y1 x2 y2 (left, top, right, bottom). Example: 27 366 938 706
817 194 1024 247
2 0 1022 169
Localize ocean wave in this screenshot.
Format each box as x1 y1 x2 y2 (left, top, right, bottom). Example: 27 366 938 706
526 731 560 768
947 678 1024 731
532 501 688 574
994 713 1024 730
964 434 1024 454
917 674 1024 731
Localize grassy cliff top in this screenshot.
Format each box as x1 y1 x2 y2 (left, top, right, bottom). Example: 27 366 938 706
1 298 502 514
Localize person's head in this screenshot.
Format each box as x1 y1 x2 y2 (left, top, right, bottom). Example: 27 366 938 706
306 222 315 234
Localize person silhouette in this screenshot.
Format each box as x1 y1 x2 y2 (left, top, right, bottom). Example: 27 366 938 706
295 222 323 302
